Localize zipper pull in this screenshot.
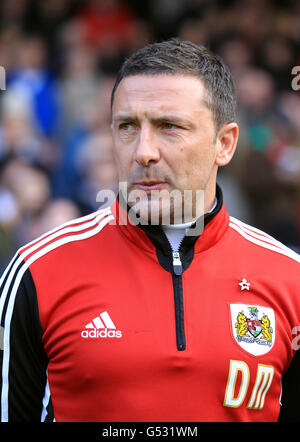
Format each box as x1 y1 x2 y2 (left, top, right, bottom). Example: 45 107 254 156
172 252 182 275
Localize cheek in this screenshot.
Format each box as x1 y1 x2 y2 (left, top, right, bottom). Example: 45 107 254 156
176 142 216 188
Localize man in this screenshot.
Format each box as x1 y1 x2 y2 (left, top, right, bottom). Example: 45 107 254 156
0 38 299 422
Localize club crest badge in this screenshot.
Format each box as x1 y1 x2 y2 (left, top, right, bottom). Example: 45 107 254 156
229 304 275 356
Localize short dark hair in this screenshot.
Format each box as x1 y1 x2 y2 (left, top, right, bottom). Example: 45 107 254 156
111 38 237 132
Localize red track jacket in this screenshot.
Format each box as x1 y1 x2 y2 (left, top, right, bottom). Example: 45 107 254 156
1 185 300 422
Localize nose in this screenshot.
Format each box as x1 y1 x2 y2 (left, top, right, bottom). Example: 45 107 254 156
134 125 160 167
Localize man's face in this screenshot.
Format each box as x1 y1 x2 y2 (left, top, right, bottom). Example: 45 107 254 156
111 74 235 224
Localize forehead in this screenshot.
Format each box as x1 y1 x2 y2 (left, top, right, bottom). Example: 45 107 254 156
112 74 210 118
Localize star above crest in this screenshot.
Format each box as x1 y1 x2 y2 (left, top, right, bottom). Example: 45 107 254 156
239 278 250 291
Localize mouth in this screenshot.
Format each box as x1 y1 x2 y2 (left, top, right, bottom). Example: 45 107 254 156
132 181 168 193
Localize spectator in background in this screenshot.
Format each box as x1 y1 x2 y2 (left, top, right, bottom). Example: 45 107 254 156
74 127 118 213
29 197 80 241
7 34 61 138
53 75 116 208
1 159 50 247
0 89 43 166
76 0 142 74
59 43 100 135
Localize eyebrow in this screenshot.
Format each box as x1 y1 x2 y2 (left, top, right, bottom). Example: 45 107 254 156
113 114 135 123
112 114 192 127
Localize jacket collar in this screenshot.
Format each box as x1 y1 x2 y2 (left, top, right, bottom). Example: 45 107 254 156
110 184 229 256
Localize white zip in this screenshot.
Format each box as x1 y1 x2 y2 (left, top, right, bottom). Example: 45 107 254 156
172 251 182 275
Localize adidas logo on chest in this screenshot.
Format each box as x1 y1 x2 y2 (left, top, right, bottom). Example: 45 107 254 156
81 311 122 339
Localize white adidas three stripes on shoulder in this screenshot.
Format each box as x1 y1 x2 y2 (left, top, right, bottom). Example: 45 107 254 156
229 216 300 263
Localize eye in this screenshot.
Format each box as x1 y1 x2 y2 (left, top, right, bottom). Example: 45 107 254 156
119 122 136 131
163 122 177 130
161 122 183 131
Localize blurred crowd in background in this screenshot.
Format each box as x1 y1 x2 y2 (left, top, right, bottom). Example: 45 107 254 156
0 0 300 271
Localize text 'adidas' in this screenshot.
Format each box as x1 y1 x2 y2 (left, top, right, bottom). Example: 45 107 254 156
81 311 122 339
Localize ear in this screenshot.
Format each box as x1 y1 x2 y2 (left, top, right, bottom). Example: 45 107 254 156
215 122 239 167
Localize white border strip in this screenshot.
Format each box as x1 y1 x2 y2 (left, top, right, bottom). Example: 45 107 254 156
229 221 300 263
41 374 51 422
230 217 292 252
